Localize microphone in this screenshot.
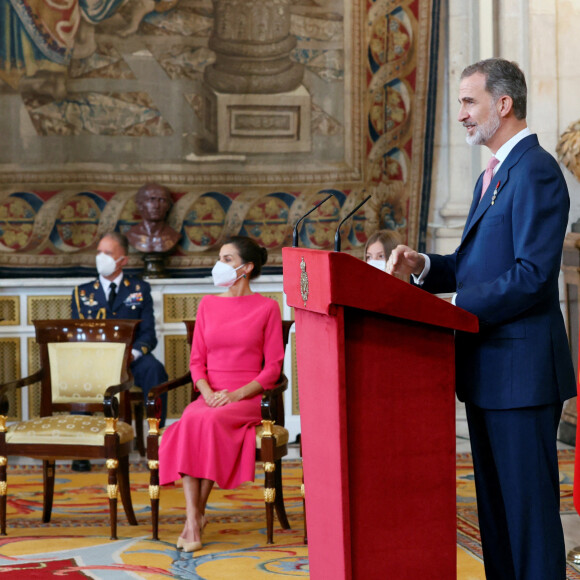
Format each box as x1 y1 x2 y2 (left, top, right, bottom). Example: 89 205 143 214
292 192 336 247
334 194 372 252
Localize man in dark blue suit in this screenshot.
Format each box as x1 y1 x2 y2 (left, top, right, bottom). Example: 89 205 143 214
388 58 576 579
71 232 168 470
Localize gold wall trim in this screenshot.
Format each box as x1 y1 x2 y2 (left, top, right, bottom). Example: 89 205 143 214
0 338 22 421
260 292 284 317
27 296 71 325
164 333 192 419
0 297 19 326
27 337 41 419
163 294 205 323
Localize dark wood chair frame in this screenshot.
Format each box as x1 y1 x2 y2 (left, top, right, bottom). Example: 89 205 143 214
145 319 294 544
0 319 140 540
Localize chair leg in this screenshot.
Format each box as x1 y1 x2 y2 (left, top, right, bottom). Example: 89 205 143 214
42 460 56 523
149 453 160 540
147 423 161 541
261 436 277 544
106 459 120 540
118 455 138 526
273 459 290 530
134 402 145 457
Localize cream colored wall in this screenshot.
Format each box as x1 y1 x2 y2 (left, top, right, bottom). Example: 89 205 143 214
429 0 580 254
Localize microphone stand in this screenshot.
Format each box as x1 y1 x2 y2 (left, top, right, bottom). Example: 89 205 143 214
334 195 372 252
292 193 336 247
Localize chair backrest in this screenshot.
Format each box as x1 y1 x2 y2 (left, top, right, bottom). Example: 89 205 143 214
33 319 139 415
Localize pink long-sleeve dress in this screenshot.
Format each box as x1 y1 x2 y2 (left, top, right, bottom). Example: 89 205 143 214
159 293 284 489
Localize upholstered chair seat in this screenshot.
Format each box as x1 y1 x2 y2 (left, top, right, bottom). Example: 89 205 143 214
6 415 134 446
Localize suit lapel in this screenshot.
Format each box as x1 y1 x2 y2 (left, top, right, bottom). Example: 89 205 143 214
461 134 539 244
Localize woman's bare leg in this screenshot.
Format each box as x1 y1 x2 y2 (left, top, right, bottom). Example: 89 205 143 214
200 478 214 526
180 475 215 546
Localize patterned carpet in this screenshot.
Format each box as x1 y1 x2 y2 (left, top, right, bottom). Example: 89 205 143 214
0 452 577 578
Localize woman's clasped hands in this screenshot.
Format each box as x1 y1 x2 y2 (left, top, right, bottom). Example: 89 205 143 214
205 389 233 407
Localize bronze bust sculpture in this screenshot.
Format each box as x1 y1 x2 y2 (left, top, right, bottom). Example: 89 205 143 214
127 183 181 254
127 183 181 278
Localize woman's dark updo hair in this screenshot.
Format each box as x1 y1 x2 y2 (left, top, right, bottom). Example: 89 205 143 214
226 236 268 280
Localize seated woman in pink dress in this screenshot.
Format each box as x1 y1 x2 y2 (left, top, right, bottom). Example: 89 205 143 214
158 236 284 552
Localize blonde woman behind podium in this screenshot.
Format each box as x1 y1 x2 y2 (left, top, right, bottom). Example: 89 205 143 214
364 230 405 280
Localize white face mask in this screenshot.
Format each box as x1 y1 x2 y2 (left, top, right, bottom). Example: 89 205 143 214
211 260 245 287
96 252 122 277
367 259 387 272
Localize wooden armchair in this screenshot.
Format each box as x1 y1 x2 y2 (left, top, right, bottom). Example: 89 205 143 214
0 319 140 540
146 320 294 544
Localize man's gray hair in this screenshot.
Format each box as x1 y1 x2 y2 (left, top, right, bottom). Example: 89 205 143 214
461 58 527 120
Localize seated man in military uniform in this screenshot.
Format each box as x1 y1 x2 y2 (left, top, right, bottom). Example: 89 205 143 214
70 232 168 470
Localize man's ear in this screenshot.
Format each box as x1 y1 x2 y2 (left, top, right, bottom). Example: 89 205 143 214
497 95 513 118
119 254 130 268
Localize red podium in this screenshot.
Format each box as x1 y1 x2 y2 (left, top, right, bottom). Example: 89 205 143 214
283 248 478 580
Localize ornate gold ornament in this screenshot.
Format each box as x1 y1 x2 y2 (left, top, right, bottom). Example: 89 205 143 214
264 462 275 473
264 488 276 503
106 459 119 469
148 460 160 470
0 482 6 496
261 419 274 437
105 417 118 434
149 485 160 500
300 257 309 307
557 120 580 182
0 417 6 433
107 484 118 499
147 418 160 435
0 457 6 466
301 483 305 498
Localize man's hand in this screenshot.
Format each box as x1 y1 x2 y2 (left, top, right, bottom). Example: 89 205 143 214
386 245 426 277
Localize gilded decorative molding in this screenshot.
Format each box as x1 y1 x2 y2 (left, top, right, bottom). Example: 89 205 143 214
301 483 305 498
557 120 580 183
107 484 119 499
261 420 274 437
0 482 6 496
106 459 119 469
27 296 70 326
264 487 276 503
147 418 160 435
0 418 6 433
264 462 275 473
0 340 22 421
0 456 7 466
0 296 19 326
105 418 118 435
148 460 160 470
300 257 309 307
149 485 160 500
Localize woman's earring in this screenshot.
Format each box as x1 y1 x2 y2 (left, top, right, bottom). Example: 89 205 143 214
243 274 247 278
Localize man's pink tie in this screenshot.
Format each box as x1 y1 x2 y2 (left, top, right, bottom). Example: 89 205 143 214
480 156 499 200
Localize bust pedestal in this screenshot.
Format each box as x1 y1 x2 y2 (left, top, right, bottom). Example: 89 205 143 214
142 253 169 279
